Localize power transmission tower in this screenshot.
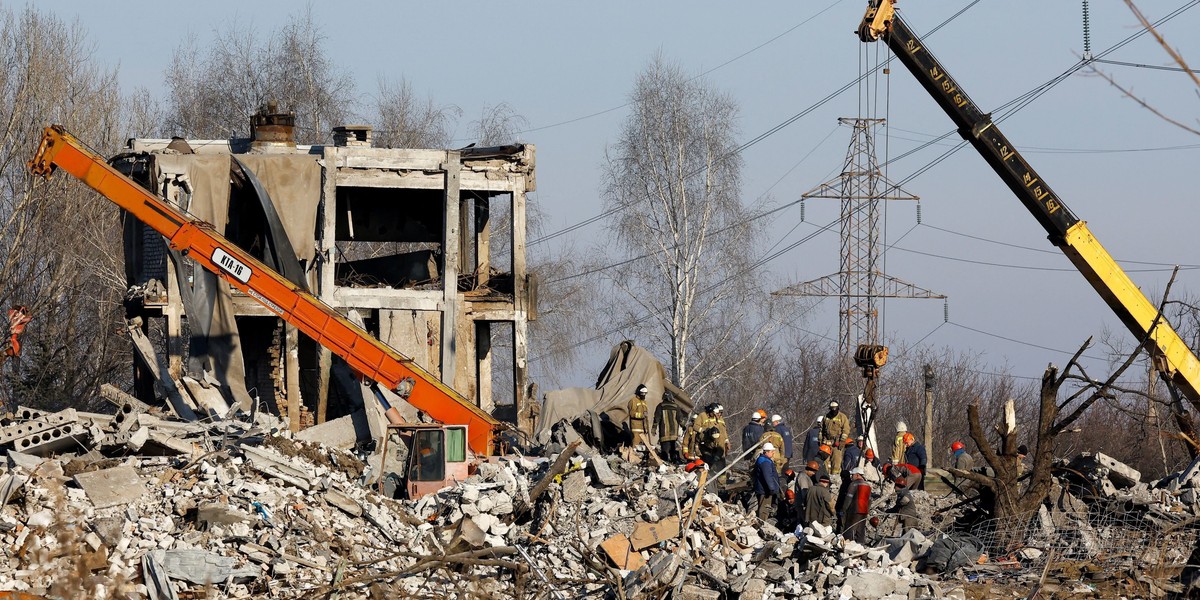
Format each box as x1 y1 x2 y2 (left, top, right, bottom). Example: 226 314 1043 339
775 117 945 358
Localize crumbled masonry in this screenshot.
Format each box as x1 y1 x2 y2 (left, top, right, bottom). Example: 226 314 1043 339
1 406 1199 598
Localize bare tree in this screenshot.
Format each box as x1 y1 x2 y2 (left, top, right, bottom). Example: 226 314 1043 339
372 77 460 149
0 7 132 410
601 54 764 396
163 9 355 144
469 102 528 146
950 337 1146 541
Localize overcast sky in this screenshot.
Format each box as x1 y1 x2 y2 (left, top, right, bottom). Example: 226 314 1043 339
46 1 1200 390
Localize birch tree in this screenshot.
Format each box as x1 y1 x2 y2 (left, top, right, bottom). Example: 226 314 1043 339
601 54 761 395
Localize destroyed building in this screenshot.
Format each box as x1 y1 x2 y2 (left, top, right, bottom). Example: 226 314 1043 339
113 105 537 436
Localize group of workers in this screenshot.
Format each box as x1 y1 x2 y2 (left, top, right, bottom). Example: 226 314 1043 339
745 401 980 544
627 384 731 471
623 385 988 543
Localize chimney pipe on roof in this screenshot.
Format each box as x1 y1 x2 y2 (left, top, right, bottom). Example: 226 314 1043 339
250 100 296 150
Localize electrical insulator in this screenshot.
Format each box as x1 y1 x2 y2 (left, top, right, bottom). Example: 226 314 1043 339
916 203 922 224
943 300 949 323
800 199 806 222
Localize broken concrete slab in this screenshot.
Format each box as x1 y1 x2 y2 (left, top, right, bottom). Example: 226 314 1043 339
1094 452 1141 487
151 548 259 585
74 465 147 509
13 421 101 455
588 456 622 487
0 408 78 445
241 444 312 490
323 489 362 517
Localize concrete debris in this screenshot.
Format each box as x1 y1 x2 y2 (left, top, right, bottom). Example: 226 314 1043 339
4 393 1199 599
73 465 147 509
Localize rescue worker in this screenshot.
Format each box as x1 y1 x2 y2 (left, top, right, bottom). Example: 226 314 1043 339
1016 444 1029 478
888 485 919 535
742 410 766 452
771 414 794 466
627 384 650 454
758 421 786 474
861 448 884 486
653 391 682 463
815 444 832 476
843 436 864 473
902 432 928 491
949 441 974 474
803 416 823 462
696 405 728 476
820 401 851 472
753 442 782 521
713 404 732 456
839 467 872 543
887 462 923 491
685 404 718 460
791 460 818 520
890 421 908 463
804 473 835 528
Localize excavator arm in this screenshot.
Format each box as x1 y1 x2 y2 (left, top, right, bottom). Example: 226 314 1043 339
857 1 1200 403
30 126 501 455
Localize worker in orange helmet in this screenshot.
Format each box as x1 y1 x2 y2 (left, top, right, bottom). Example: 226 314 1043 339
902 432 927 491
949 440 976 490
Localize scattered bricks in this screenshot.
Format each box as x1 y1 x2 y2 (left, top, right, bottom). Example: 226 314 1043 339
0 408 78 445
74 465 147 509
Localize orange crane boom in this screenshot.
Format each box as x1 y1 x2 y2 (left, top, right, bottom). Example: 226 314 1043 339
30 125 500 455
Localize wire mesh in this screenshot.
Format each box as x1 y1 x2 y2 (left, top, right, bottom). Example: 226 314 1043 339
944 498 1200 573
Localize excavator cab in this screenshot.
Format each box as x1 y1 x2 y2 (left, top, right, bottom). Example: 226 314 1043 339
381 423 473 499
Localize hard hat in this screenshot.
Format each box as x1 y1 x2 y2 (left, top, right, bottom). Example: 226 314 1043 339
818 474 831 483
714 404 724 414
1017 444 1029 456
762 442 776 452
902 432 915 445
829 401 839 409
865 448 876 459
818 444 832 455
805 460 820 472
783 467 795 478
636 384 648 396
752 410 765 421
951 441 965 452
869 516 881 527
771 414 782 423
850 467 865 476
846 437 855 445
662 391 674 401
816 415 824 423
896 421 908 433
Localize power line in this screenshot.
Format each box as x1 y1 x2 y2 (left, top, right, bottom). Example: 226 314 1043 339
531 4 984 247
920 223 1200 267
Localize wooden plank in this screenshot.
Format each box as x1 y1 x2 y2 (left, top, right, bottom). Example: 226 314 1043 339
330 288 442 311
630 516 681 551
599 534 645 571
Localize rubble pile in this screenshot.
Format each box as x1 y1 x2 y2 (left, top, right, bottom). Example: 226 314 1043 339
6 402 1200 598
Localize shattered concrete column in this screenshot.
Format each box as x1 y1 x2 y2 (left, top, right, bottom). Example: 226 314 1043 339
440 152 461 387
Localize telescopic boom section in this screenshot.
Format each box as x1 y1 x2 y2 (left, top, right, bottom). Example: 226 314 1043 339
30 125 500 455
857 1 1200 403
